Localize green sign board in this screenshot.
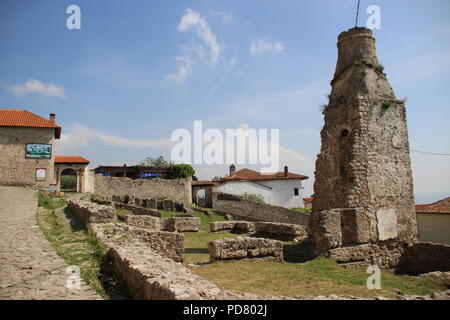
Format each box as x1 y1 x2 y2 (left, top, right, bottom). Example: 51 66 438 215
25 144 52 159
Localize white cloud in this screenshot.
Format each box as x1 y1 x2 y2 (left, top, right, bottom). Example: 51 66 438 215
178 8 221 65
55 123 174 154
6 78 66 99
250 38 285 55
165 56 194 84
167 9 222 84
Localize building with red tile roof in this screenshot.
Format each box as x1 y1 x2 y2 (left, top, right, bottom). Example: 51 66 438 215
416 197 450 244
215 165 309 209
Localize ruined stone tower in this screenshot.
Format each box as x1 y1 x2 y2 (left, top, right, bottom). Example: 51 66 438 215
310 28 417 254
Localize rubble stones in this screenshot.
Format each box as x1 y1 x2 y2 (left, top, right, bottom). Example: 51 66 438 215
124 215 161 231
208 237 283 262
67 199 116 225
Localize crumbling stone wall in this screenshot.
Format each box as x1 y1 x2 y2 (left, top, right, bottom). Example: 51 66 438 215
208 237 283 262
212 192 310 227
163 215 201 233
94 176 192 205
327 241 450 274
311 27 417 253
67 199 116 225
254 222 308 242
114 202 162 218
124 215 161 231
91 223 184 262
210 221 256 234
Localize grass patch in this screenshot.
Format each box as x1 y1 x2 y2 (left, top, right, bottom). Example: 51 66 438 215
116 208 133 220
382 100 393 109
375 64 385 73
38 192 66 210
292 207 311 214
188 257 446 299
36 205 129 300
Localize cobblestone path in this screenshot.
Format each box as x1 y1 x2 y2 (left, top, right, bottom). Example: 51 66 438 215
0 186 100 300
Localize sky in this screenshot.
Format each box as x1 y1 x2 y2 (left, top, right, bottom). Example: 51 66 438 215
1 0 449 204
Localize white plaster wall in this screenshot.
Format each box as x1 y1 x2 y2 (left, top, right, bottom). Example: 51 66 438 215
215 181 272 204
257 179 305 208
84 168 95 193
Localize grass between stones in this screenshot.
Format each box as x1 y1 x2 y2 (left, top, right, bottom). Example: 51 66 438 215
36 197 129 300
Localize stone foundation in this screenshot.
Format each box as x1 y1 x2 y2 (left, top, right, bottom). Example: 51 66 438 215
210 221 255 233
91 223 184 262
124 215 161 231
254 222 308 242
163 215 201 233
208 237 283 262
114 202 162 218
67 199 116 225
327 241 450 273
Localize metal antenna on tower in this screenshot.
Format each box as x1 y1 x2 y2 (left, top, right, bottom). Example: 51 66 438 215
355 0 361 27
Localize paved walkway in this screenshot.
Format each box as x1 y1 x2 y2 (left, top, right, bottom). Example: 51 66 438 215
0 186 100 300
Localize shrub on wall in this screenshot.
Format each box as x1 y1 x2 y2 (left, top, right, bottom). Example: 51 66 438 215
170 164 195 179
242 193 265 204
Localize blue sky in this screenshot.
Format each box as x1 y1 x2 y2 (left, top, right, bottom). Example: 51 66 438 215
1 0 449 203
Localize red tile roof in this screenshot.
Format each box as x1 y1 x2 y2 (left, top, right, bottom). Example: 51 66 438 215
0 109 61 139
303 197 313 203
55 156 90 164
218 168 308 182
416 197 450 214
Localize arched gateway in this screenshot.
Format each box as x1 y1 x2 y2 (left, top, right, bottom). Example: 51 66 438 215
54 156 90 193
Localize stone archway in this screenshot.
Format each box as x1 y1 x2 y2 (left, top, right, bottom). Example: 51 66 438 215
191 182 214 208
60 168 78 192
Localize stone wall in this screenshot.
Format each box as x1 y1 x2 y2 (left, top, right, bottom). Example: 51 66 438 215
114 202 162 218
94 176 192 205
0 127 56 188
91 223 184 262
254 222 308 242
163 215 201 233
208 237 283 262
327 241 450 273
67 199 116 225
210 221 256 234
212 192 310 227
124 215 161 231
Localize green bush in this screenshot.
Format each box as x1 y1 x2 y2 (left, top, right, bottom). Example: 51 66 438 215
375 64 385 73
242 193 265 204
170 163 195 179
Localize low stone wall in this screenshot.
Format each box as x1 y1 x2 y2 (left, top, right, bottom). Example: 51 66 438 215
94 176 192 205
114 202 161 218
212 192 310 227
210 221 255 233
254 222 308 242
91 223 184 262
67 199 116 225
124 215 161 231
163 215 201 233
327 241 450 273
400 242 450 275
208 237 283 262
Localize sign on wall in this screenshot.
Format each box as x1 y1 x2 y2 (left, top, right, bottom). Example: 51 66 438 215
25 144 52 159
36 168 47 181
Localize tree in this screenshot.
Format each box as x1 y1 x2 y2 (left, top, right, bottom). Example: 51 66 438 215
171 164 195 179
138 156 172 168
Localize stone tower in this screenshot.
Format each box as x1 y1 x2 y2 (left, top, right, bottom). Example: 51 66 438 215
310 28 417 254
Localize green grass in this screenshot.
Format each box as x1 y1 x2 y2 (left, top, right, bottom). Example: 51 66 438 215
38 193 66 210
189 256 446 299
36 205 129 300
185 227 447 299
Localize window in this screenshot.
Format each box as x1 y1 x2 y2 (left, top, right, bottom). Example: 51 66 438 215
294 188 299 196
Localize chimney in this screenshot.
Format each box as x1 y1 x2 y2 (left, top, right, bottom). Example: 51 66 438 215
229 164 236 177
49 113 56 124
284 165 288 177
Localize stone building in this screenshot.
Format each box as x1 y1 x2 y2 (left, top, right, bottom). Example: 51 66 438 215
0 109 92 192
310 28 417 253
0 109 61 188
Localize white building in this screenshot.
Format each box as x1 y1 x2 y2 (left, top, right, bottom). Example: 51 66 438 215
215 165 309 209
